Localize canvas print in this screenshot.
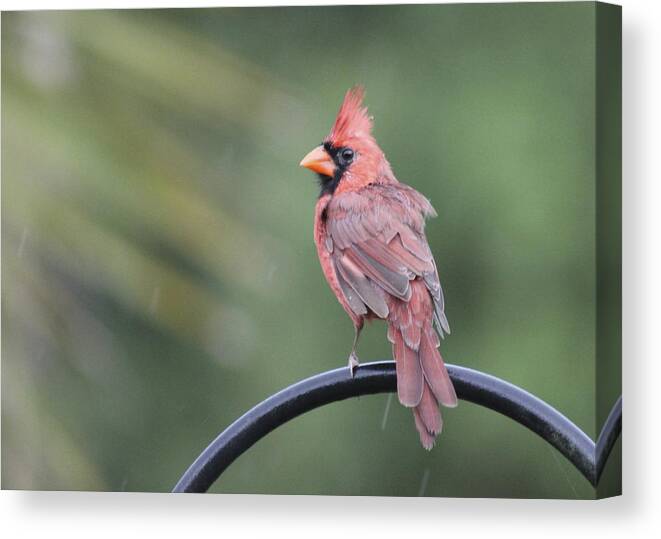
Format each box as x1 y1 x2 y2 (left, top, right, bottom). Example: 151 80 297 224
1 2 621 499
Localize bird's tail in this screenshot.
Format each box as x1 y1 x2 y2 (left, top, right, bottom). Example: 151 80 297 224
387 284 457 449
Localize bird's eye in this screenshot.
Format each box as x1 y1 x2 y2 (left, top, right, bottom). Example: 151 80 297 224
339 148 354 164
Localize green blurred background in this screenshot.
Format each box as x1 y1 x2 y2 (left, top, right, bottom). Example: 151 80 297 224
1 3 620 498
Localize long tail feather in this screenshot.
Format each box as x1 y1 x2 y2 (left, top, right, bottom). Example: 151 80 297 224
413 408 436 450
388 280 457 449
416 382 443 435
392 330 424 407
420 328 458 408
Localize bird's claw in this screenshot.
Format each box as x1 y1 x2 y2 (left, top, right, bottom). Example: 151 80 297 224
348 352 360 378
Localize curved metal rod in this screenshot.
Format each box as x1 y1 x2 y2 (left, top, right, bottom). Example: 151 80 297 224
596 396 622 481
172 361 622 493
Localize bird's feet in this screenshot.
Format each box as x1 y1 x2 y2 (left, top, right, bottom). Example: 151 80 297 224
348 351 360 378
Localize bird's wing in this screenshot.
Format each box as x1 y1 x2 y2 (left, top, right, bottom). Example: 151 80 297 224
325 184 450 337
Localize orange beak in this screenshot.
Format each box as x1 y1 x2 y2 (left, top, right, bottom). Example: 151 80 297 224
299 145 336 177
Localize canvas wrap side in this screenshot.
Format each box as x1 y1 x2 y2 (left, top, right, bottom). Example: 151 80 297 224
595 1 622 500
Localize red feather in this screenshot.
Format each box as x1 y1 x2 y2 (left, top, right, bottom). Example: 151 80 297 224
307 87 456 449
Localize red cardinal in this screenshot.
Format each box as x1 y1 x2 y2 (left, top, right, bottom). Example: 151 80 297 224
299 87 457 449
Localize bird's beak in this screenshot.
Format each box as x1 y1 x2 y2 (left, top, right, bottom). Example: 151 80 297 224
299 145 336 177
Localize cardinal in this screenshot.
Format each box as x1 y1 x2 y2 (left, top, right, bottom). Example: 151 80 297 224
299 87 457 449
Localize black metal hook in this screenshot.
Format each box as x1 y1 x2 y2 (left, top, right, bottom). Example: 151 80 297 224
172 361 621 493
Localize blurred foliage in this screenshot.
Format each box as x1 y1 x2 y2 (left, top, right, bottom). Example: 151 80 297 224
2 3 618 498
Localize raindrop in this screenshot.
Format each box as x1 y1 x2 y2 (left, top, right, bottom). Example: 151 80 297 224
17 228 28 258
418 468 430 497
266 264 277 283
381 393 393 431
149 286 161 315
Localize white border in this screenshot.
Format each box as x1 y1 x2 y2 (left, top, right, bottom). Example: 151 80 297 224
1 0 659 537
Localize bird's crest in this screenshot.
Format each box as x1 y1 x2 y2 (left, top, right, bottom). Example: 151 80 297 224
328 86 374 144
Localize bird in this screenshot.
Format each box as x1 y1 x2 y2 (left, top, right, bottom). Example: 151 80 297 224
299 86 457 449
